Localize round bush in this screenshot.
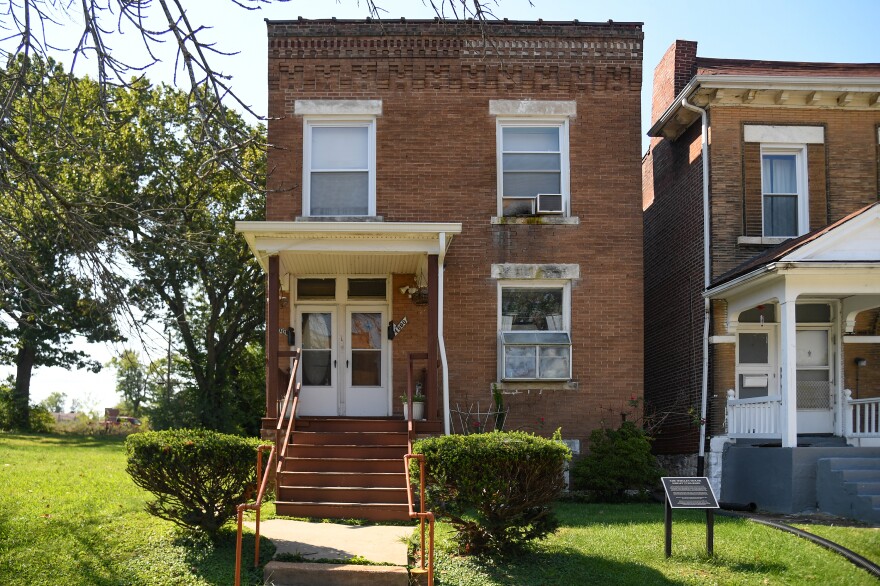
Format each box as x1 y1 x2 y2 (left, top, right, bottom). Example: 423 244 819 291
571 421 664 501
413 431 571 554
125 429 265 537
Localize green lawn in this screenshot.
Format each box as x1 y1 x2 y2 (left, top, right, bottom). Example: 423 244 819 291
3 433 878 586
0 433 272 586
428 503 880 585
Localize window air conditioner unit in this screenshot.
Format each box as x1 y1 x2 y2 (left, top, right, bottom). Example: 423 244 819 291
536 193 564 214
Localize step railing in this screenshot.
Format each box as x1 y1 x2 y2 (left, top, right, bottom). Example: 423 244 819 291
234 349 301 586
843 389 880 438
405 454 435 586
405 352 435 586
726 390 782 438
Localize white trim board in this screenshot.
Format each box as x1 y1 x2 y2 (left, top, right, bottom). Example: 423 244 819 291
744 125 824 144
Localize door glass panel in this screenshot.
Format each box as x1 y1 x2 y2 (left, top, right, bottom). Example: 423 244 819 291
302 313 332 386
796 330 828 367
351 312 381 387
739 333 769 364
796 304 831 323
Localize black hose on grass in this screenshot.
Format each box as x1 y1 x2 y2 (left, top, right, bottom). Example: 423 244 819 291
717 510 880 579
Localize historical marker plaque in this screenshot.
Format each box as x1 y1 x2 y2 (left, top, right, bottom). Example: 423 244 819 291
661 477 719 509
661 477 719 558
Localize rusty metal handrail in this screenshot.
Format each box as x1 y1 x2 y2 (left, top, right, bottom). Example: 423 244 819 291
405 453 435 586
234 350 301 586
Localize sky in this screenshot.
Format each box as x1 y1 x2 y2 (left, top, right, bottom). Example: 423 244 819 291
5 0 880 413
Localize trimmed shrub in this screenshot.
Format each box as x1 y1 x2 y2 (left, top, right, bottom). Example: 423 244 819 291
412 430 571 554
572 422 664 501
125 429 265 538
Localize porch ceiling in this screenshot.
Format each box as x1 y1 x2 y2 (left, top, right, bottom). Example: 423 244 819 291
235 221 462 282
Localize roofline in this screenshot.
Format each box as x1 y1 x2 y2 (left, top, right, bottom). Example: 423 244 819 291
648 73 880 137
704 261 880 298
265 18 644 27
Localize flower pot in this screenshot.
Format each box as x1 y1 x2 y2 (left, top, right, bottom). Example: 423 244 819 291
403 401 425 421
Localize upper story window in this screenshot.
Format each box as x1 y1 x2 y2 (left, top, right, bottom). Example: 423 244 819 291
304 119 376 217
497 120 569 217
295 100 382 219
498 281 571 381
490 100 575 220
761 147 807 237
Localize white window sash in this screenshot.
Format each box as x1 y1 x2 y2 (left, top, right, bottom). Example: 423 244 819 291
303 118 376 217
495 119 570 217
759 144 809 238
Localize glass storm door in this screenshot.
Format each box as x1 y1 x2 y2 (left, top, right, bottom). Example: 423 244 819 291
796 328 834 434
344 308 388 416
297 308 338 416
736 330 778 399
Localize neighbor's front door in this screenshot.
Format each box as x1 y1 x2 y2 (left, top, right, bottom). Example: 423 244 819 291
796 328 834 434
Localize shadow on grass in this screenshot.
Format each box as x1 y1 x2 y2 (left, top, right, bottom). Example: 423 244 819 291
177 527 277 586
438 546 687 586
555 501 722 528
0 432 128 449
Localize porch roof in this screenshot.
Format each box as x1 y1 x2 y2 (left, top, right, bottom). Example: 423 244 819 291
235 221 462 282
706 202 880 297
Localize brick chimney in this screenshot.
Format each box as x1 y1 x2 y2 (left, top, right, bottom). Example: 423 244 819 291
651 40 698 127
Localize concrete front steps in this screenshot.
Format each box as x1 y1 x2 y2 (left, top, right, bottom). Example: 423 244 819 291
275 417 411 521
264 562 410 586
817 457 880 524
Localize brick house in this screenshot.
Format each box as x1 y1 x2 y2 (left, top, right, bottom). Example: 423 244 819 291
236 19 645 519
644 40 880 518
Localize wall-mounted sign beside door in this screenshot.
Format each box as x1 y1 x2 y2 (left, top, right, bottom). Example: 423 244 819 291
387 317 408 340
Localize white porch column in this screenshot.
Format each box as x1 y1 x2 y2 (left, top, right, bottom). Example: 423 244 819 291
779 296 798 447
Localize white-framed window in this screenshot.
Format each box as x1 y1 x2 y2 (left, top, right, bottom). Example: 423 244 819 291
761 145 808 237
496 119 569 217
497 280 571 381
303 118 376 217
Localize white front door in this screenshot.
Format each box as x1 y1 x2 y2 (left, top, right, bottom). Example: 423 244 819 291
297 307 338 416
296 305 389 417
344 308 388 416
796 328 834 434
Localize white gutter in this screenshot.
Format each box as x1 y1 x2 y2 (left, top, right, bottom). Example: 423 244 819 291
680 96 711 476
437 232 451 435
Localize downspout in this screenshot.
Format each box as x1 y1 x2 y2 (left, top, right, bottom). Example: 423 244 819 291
437 233 451 435
680 97 711 476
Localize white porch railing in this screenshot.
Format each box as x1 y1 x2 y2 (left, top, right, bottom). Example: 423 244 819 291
726 390 782 439
843 389 880 438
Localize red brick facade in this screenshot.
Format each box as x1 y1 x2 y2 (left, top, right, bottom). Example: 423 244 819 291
264 20 645 446
644 41 880 454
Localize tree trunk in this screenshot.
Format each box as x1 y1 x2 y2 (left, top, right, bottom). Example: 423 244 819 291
11 342 36 430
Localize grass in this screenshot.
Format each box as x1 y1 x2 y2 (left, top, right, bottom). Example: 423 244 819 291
791 523 880 563
427 502 880 585
0 432 273 586
3 433 878 585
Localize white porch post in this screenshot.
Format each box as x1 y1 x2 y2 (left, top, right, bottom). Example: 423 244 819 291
779 295 798 447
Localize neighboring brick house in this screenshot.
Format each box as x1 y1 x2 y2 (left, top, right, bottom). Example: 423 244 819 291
236 19 645 519
644 40 880 518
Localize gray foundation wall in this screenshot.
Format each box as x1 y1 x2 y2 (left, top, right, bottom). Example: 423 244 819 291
722 445 880 513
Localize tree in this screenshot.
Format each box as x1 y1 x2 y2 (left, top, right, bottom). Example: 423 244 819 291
108 351 152 418
39 392 68 414
0 58 122 429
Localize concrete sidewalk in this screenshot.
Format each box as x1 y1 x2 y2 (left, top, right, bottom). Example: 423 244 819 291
243 519 414 565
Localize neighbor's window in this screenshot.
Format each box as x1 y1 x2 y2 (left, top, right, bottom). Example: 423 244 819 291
305 120 375 217
499 285 571 381
498 121 568 217
762 148 807 237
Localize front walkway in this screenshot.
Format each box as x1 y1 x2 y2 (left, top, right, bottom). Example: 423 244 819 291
243 519 413 565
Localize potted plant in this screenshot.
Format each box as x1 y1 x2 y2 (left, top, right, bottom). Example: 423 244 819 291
402 383 426 420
